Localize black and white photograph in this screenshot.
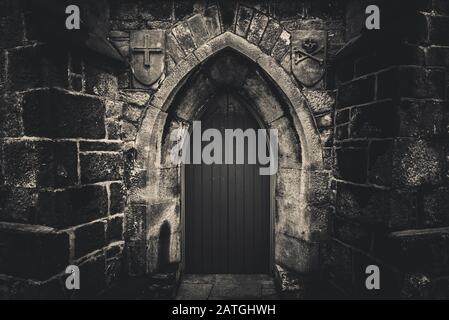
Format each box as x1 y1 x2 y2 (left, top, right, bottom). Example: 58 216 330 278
0 0 448 306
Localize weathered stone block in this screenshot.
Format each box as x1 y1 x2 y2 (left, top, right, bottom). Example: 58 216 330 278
107 119 121 140
172 22 196 54
397 99 449 138
75 220 106 259
335 109 349 125
107 215 123 243
303 89 336 114
259 20 283 54
276 168 301 199
334 146 367 183
0 187 37 224
388 189 418 230
349 100 399 138
0 9 24 49
38 185 108 228
247 12 269 44
0 94 23 137
271 30 290 62
79 141 122 152
317 113 333 129
337 75 375 108
105 99 124 119
275 197 301 238
307 171 330 205
333 215 371 251
422 187 449 228
428 15 449 46
377 67 446 100
166 32 186 64
369 139 446 188
0 227 69 280
335 124 348 141
336 182 388 225
275 233 319 274
122 103 144 123
368 140 393 186
80 152 123 184
84 64 118 99
110 182 126 214
120 120 138 142
187 14 210 47
204 5 221 37
110 19 143 31
427 45 449 67
3 140 78 188
157 168 180 200
22 89 106 139
6 45 68 92
269 117 301 169
392 139 445 187
318 128 332 148
124 204 147 241
235 6 253 37
353 52 395 78
126 239 147 276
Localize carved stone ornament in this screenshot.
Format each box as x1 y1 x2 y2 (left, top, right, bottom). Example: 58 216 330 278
291 30 327 87
130 30 166 89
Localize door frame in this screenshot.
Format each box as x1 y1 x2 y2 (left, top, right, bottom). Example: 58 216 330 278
180 91 276 275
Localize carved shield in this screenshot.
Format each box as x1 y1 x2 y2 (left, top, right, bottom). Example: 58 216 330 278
291 30 327 87
130 30 165 88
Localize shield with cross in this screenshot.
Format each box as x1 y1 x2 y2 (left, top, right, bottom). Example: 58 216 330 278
130 30 165 88
291 30 327 87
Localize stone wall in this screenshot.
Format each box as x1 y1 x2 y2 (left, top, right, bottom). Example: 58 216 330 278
1 0 448 300
0 0 125 298
328 0 449 299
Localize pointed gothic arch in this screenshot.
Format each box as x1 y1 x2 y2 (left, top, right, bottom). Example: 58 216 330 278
126 31 328 276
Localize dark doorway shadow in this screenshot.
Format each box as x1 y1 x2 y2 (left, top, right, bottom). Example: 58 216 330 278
157 221 171 272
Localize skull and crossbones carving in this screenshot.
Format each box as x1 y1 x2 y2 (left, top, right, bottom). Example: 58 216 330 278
293 38 324 65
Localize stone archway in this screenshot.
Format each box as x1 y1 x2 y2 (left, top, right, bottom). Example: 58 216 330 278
126 32 328 277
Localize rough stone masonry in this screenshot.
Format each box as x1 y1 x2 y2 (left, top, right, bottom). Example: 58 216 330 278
0 0 448 299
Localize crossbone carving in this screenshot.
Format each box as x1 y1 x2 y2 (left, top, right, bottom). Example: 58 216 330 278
293 39 324 65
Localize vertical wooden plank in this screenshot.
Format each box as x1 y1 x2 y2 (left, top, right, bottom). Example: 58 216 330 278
262 173 271 273
185 163 192 271
253 161 263 273
192 164 203 272
210 107 221 272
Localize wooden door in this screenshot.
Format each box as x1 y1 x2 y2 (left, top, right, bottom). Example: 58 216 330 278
185 92 271 274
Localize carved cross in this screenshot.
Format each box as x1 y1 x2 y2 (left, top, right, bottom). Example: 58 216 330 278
132 34 163 67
